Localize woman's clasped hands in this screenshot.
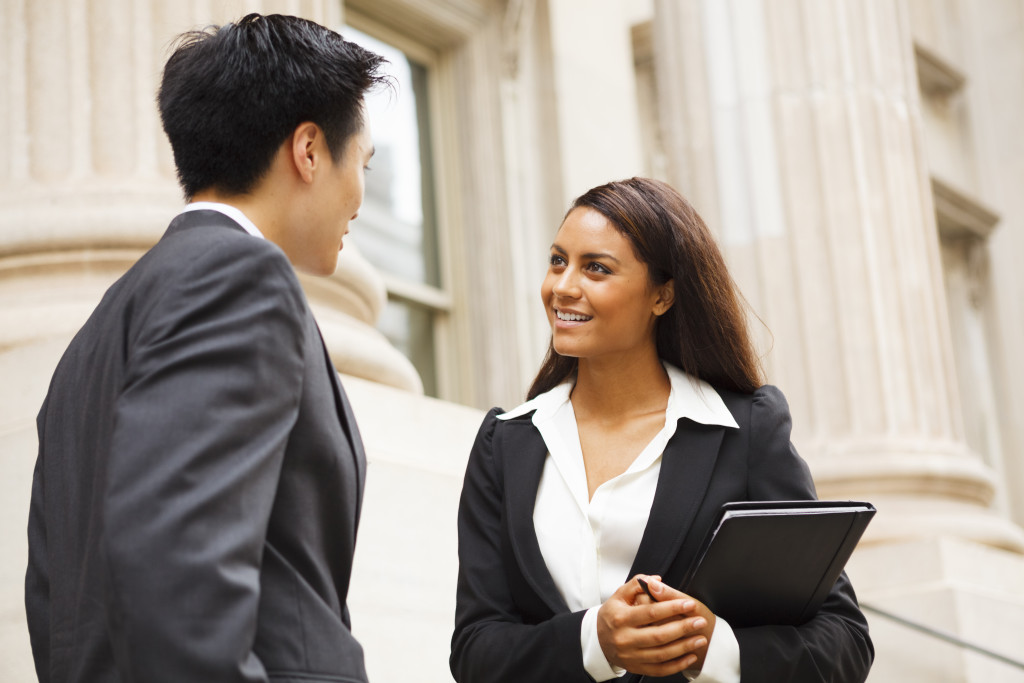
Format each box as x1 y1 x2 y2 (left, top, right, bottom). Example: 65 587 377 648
596 575 717 678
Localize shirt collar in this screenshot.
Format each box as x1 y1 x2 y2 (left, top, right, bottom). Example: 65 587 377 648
498 362 739 429
663 363 739 429
182 202 265 239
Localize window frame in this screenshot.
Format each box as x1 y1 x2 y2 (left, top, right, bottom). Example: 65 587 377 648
342 9 459 399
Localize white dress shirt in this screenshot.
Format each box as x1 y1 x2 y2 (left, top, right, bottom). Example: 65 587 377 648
498 363 741 682
182 201 265 239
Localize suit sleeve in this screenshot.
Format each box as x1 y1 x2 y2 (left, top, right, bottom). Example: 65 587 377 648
450 410 594 683
102 242 307 682
731 386 874 683
25 403 52 683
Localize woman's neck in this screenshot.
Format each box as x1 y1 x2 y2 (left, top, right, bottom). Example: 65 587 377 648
570 349 671 420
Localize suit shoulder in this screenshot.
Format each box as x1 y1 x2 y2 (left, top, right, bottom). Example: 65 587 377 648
166 224 293 275
470 406 538 458
137 224 301 305
749 384 791 420
714 384 791 430
473 407 505 443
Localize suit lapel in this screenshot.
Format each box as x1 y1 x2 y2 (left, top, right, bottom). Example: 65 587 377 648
498 419 571 615
628 419 725 579
315 327 367 519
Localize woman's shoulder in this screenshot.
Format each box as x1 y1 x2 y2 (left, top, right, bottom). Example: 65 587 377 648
713 383 792 427
473 403 534 443
713 382 786 403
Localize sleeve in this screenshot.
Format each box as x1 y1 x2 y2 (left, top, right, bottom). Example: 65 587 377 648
450 411 594 683
25 405 51 683
731 386 874 683
101 243 307 683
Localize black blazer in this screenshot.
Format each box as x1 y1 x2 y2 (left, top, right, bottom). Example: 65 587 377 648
451 385 873 683
25 211 368 683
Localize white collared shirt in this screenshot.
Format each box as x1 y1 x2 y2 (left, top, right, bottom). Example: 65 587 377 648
182 201 265 239
498 363 741 683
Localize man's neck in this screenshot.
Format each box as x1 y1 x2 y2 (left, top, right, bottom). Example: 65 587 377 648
190 189 280 238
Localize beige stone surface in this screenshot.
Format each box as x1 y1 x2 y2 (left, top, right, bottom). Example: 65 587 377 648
850 538 1024 682
343 375 483 682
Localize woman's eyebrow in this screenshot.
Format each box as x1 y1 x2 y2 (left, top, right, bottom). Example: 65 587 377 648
550 244 621 263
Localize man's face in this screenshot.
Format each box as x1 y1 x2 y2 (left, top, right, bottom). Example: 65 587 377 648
300 121 375 276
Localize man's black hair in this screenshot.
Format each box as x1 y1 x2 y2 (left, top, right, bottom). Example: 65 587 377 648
158 13 389 199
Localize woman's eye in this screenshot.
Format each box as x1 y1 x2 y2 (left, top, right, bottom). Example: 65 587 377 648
586 262 610 274
549 254 566 267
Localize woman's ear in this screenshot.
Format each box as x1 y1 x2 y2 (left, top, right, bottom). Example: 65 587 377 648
653 279 675 316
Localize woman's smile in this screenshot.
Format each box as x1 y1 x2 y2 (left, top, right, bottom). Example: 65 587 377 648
554 308 593 324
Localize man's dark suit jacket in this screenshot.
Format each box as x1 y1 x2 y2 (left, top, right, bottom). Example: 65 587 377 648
451 385 873 683
25 211 369 683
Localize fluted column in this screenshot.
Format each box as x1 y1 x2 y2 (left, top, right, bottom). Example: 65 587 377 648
653 0 1024 552
0 0 418 392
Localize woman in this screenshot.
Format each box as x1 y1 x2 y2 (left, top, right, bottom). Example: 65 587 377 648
450 178 873 682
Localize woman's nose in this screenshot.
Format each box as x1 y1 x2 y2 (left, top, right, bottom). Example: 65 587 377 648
551 268 581 298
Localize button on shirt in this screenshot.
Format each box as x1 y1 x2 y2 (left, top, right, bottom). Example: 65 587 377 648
498 363 742 682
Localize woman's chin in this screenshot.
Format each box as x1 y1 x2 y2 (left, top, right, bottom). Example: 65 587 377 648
551 342 583 359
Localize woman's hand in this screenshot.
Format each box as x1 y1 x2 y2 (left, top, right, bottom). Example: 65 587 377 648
596 575 717 677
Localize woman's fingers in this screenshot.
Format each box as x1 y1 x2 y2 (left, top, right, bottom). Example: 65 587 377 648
614 631 710 677
618 613 709 650
600 595 694 636
597 575 719 676
599 604 708 659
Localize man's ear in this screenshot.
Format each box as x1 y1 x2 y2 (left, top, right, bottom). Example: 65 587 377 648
653 279 675 316
290 122 322 184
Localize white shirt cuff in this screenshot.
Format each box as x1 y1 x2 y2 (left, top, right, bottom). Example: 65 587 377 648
687 616 740 683
581 606 627 681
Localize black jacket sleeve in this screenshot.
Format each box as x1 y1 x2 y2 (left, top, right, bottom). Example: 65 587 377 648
731 386 874 683
101 243 306 682
450 410 594 683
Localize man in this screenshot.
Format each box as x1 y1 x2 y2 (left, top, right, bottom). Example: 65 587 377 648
25 14 388 682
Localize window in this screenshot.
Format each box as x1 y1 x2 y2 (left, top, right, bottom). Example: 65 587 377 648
343 24 448 396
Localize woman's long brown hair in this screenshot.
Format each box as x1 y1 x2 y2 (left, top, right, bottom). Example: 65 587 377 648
527 177 764 399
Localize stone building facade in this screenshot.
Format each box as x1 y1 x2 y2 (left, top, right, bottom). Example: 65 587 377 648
1 0 1023 681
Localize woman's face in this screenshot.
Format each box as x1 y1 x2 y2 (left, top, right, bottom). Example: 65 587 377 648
541 207 672 364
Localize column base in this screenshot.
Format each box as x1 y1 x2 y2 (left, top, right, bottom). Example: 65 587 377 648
847 538 1024 683
810 446 1024 553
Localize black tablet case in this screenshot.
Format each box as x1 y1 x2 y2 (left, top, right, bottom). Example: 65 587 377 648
679 500 876 628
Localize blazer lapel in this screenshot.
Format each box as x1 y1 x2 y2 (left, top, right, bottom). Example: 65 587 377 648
316 329 367 519
628 419 725 579
498 419 571 615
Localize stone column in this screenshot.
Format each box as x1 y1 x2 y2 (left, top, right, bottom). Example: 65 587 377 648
651 1 1024 679
0 0 418 392
652 1 1024 679
653 0 1024 552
